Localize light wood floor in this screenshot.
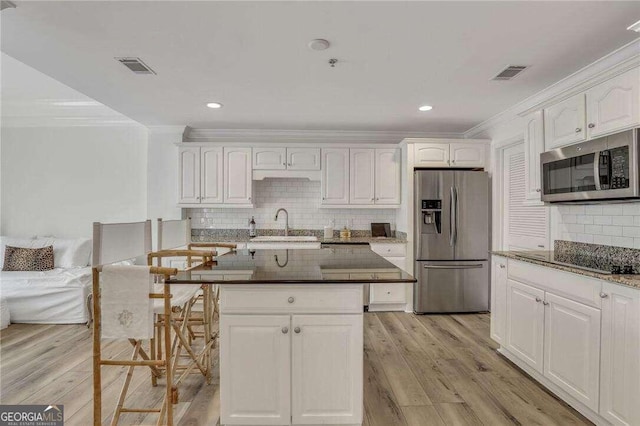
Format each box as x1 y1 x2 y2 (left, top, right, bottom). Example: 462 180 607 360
0 313 591 425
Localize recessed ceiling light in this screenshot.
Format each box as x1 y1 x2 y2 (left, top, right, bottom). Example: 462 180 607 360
628 20 640 32
308 39 330 51
206 102 223 109
418 105 433 112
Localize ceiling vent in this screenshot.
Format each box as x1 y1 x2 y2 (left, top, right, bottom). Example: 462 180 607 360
492 65 528 81
115 57 156 75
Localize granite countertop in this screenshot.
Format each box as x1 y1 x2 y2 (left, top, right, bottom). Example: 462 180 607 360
492 250 640 289
168 246 416 285
191 236 407 244
190 229 407 244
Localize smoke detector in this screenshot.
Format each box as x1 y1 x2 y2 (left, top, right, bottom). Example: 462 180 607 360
308 39 330 51
492 65 528 81
115 57 156 75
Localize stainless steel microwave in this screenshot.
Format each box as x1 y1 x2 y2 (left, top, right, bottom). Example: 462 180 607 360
540 129 639 203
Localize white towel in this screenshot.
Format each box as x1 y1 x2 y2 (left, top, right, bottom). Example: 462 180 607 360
101 265 153 340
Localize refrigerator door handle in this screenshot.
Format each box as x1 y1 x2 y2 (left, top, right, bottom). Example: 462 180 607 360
449 186 455 246
423 264 484 269
454 186 459 245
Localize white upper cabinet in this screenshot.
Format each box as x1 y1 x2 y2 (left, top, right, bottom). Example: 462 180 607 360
321 149 350 205
253 147 287 170
287 148 321 170
544 93 587 150
291 315 363 425
414 143 450 167
586 67 640 139
524 111 545 203
375 148 401 204
178 146 201 204
600 282 640 426
349 149 375 205
450 143 485 168
224 147 252 204
544 292 601 412
201 146 223 204
413 140 486 168
253 147 321 170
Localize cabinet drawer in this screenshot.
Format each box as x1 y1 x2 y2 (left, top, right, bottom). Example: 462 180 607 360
508 259 602 308
370 283 405 304
219 284 363 314
370 243 406 257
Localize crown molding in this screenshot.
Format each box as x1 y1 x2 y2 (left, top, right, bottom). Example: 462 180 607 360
183 127 463 144
464 38 640 139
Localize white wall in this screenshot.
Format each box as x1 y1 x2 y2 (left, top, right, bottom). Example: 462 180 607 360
189 178 397 231
1 125 148 238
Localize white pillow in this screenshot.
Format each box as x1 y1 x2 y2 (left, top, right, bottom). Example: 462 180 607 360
36 237 92 268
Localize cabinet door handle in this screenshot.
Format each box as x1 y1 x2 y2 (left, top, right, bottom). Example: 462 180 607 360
499 264 505 269
288 297 295 303
294 327 301 334
288 163 292 166
535 297 542 303
537 245 545 248
536 189 541 193
600 292 609 298
588 123 595 129
282 327 289 334
575 127 582 133
543 301 549 306
283 162 286 166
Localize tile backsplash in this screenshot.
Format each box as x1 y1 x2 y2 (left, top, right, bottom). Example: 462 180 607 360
556 203 640 248
188 178 397 231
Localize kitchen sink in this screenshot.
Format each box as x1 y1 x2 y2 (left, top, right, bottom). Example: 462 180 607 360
250 236 318 242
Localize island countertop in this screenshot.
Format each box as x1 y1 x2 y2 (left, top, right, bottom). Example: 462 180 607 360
167 246 416 284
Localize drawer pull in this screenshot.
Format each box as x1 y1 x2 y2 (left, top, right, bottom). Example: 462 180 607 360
600 292 609 299
499 264 506 269
543 301 549 306
294 327 301 334
282 327 289 334
535 297 542 303
288 297 295 303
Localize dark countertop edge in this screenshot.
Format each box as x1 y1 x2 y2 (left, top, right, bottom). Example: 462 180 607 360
167 278 416 285
491 251 640 290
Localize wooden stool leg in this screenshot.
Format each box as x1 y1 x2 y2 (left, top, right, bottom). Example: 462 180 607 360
163 282 173 426
110 341 142 426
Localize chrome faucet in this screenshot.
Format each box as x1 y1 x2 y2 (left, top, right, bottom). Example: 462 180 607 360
275 208 289 236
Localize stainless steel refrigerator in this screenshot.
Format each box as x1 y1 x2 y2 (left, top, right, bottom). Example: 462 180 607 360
414 170 490 313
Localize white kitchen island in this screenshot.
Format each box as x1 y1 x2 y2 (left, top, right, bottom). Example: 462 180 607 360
169 247 416 426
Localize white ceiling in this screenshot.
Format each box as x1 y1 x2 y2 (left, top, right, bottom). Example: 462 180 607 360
0 53 137 127
1 1 639 133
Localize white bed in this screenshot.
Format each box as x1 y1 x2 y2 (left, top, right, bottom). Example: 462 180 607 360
0 268 91 324
0 236 92 324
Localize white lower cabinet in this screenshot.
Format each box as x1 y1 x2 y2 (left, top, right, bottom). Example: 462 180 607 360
544 292 601 412
490 257 507 344
493 256 640 425
220 315 291 425
291 315 363 425
505 279 545 374
219 285 363 426
600 282 640 426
